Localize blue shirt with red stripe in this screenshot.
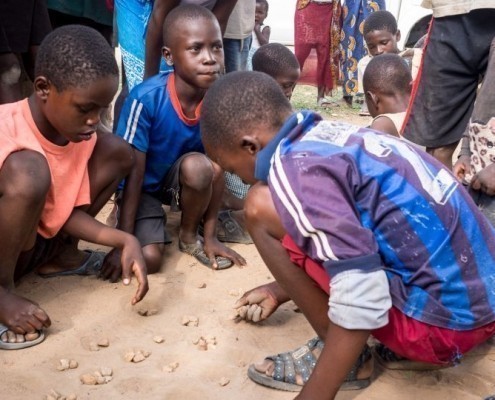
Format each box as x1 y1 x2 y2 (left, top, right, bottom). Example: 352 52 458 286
256 111 495 331
116 71 204 194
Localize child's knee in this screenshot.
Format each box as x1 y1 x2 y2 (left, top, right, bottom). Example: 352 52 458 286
179 154 214 190
142 244 164 274
95 133 135 175
244 185 270 227
1 150 51 202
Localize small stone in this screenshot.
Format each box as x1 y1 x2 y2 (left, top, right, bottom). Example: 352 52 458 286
124 351 135 362
219 377 230 386
67 395 77 400
80 374 98 385
49 389 62 399
192 337 200 345
228 289 239 297
88 342 100 352
153 336 164 344
186 316 198 327
100 367 113 377
57 359 70 371
97 338 110 347
197 282 206 289
164 362 179 373
69 360 78 369
138 308 158 317
142 350 151 358
197 338 208 351
181 315 190 326
132 351 146 363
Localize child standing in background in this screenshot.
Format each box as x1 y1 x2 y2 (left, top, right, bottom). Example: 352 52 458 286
248 0 270 70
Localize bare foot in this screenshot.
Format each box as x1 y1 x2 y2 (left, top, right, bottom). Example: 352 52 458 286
0 287 50 343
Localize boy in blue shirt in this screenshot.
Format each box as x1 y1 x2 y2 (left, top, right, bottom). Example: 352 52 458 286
104 5 245 277
201 71 495 399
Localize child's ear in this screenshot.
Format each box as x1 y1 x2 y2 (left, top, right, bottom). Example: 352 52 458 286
365 90 380 112
162 46 173 66
240 136 261 156
396 30 401 43
33 76 51 101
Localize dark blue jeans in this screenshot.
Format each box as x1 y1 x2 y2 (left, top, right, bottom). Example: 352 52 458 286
223 35 252 73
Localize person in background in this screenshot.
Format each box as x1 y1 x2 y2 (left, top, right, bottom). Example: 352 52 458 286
402 1 495 170
247 0 270 70
340 0 385 107
294 0 341 108
0 0 51 104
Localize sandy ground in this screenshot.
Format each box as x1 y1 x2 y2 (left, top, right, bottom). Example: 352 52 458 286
3 99 495 400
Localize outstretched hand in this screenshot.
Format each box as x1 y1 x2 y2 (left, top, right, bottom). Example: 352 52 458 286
120 237 148 304
233 284 282 322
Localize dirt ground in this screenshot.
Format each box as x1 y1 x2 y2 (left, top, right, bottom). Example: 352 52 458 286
3 85 495 400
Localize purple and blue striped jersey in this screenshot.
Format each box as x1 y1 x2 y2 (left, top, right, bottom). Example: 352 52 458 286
256 111 495 330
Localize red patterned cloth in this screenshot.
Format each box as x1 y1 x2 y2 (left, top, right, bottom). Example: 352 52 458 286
294 0 342 94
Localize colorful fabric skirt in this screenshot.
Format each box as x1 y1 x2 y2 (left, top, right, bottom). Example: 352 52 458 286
114 0 168 90
341 0 385 97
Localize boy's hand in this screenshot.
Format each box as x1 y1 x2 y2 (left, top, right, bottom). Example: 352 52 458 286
100 248 123 283
203 237 246 269
234 283 282 322
471 164 495 196
453 155 471 182
120 236 149 304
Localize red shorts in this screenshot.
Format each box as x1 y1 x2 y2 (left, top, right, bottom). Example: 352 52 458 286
282 234 495 365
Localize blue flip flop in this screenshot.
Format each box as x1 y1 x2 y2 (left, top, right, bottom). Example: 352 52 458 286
0 323 45 350
39 250 106 278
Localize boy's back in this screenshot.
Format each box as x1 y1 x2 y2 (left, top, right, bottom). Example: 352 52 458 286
267 114 495 329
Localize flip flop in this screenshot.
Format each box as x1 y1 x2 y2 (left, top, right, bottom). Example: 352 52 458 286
38 250 106 278
179 239 233 270
247 337 371 392
0 323 45 350
372 343 450 371
317 97 340 108
217 210 253 245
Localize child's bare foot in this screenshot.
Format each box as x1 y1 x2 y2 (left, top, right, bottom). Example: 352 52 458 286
0 287 50 348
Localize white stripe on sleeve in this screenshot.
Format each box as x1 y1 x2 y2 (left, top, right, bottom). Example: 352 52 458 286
270 145 338 261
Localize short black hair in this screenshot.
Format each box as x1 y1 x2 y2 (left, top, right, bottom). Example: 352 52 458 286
201 71 292 149
35 25 118 91
252 43 300 78
363 54 411 96
163 4 218 47
363 11 398 36
256 0 269 12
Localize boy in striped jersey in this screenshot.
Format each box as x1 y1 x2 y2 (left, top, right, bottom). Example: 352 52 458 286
201 71 495 399
102 5 245 278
